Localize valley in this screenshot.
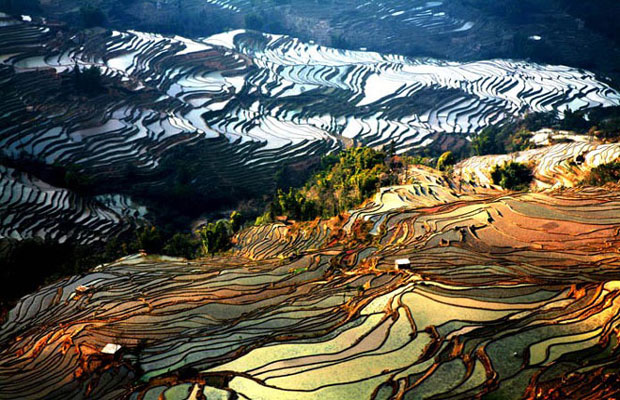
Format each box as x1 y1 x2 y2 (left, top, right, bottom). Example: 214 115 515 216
1 14 619 246
1 4 620 400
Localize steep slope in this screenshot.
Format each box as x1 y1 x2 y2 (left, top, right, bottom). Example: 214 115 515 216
0 165 146 243
1 160 620 399
456 141 620 190
13 0 620 75
1 16 619 243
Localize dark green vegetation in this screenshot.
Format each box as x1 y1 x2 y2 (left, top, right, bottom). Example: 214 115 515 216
0 156 96 194
471 107 620 156
560 0 620 47
469 111 561 156
435 151 455 171
132 211 244 258
80 4 106 28
581 107 620 140
0 212 245 313
471 125 534 156
582 161 620 186
0 237 123 315
556 107 620 139
491 161 533 191
70 65 105 96
462 0 620 73
198 212 242 255
256 147 407 223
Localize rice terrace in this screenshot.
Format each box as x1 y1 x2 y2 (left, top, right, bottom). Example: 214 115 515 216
1 1 620 399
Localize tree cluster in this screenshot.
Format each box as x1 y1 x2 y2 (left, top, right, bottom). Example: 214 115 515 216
197 211 243 255
582 161 620 186
490 161 533 191
471 124 534 156
70 65 105 96
257 147 398 223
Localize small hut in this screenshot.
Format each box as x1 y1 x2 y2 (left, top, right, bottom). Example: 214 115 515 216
395 258 411 270
101 343 122 355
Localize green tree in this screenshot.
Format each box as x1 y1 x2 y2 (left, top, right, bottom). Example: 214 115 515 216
198 220 232 256
471 127 505 156
163 233 200 259
436 151 455 171
561 109 589 132
583 161 620 186
136 226 164 254
229 211 243 233
491 162 533 191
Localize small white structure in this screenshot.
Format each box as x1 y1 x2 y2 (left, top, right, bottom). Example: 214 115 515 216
395 258 411 270
101 343 122 355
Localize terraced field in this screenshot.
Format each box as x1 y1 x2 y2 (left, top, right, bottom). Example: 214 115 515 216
1 15 619 243
456 141 620 190
2 166 620 399
0 165 146 244
197 0 620 73
205 0 474 37
2 3 620 399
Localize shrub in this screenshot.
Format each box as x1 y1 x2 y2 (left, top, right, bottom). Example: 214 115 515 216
136 225 164 253
490 162 533 191
436 151 455 171
198 220 232 256
583 161 620 186
230 211 243 233
162 233 200 259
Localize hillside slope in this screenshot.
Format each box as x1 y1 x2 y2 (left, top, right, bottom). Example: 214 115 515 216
2 157 620 399
7 0 620 76
456 141 620 190
1 15 619 244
